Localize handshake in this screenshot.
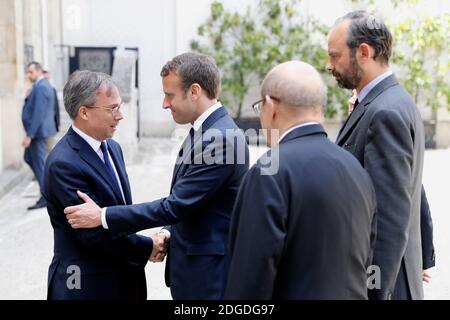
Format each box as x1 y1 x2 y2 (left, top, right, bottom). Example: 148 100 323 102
149 229 170 262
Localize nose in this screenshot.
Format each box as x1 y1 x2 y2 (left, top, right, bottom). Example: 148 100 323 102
114 110 124 121
162 98 171 110
326 61 333 72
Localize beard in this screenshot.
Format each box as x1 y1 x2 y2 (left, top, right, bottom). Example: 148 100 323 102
332 54 363 90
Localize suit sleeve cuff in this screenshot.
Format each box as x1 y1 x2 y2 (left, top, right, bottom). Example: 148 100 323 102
101 207 109 229
423 250 436 270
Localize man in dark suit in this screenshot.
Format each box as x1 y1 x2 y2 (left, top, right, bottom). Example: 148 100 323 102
224 61 376 299
43 69 61 133
64 53 250 299
43 70 161 300
327 11 425 299
22 61 57 210
348 94 436 287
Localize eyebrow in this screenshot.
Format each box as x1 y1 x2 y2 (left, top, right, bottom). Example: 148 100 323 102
106 101 122 108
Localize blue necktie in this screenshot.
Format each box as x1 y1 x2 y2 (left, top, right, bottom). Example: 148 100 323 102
100 141 121 190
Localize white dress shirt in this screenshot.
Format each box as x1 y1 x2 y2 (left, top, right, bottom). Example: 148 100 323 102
357 70 393 103
72 125 126 230
192 101 223 131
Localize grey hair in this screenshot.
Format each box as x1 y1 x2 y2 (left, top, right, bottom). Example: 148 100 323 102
160 52 221 99
63 70 116 119
335 10 392 64
261 65 327 110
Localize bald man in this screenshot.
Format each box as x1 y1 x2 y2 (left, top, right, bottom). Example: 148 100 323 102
224 61 377 299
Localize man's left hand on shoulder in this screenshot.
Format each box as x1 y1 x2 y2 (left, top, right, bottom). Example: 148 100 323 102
65 190 102 229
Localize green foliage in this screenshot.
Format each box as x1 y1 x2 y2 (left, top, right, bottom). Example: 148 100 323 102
191 2 261 118
350 0 449 110
191 0 449 119
191 0 344 118
391 13 449 110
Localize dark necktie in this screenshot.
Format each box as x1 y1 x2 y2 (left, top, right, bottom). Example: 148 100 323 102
337 98 360 140
352 98 360 111
178 127 195 158
100 141 121 190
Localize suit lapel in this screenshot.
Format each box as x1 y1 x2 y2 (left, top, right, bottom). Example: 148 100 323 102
336 102 367 146
107 142 132 204
171 130 196 188
336 74 399 146
170 107 228 189
67 128 125 204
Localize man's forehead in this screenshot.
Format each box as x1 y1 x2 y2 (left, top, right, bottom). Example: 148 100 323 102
328 20 350 42
163 71 181 82
97 83 114 92
162 72 182 89
96 84 119 99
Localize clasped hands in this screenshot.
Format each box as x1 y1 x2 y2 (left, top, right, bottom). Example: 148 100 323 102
64 190 170 263
149 230 170 263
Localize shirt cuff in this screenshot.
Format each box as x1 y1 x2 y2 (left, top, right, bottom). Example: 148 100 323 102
101 207 109 229
160 228 171 238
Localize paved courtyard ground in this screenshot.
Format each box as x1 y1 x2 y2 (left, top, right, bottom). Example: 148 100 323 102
0 137 448 299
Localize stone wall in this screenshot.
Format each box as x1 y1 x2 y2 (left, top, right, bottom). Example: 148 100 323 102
0 0 62 174
0 0 26 172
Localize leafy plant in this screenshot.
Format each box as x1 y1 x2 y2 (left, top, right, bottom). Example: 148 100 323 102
391 14 449 110
191 0 449 119
191 0 346 119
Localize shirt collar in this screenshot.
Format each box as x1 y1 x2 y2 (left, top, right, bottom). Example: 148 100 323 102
72 124 103 153
278 122 320 144
192 101 222 132
357 70 392 103
35 76 45 85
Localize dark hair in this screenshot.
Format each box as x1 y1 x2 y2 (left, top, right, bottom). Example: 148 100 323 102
336 10 392 64
27 61 43 71
160 52 221 99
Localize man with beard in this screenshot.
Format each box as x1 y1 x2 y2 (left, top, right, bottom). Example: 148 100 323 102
327 11 425 300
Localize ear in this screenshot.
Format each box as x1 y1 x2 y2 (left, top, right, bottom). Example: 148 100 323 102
190 83 202 101
358 43 372 63
78 106 89 120
266 96 277 120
